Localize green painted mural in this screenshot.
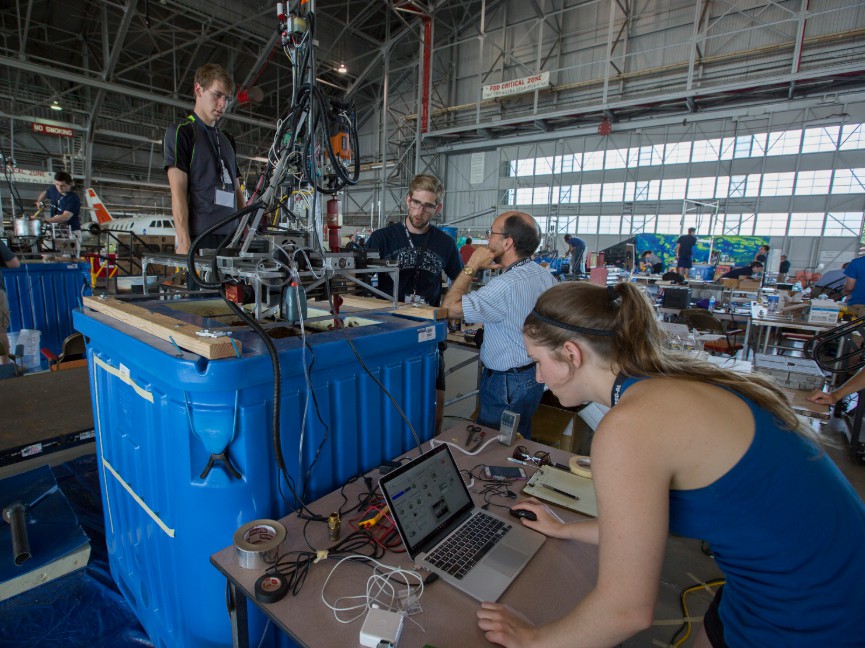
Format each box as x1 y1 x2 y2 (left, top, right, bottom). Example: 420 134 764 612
635 234 771 269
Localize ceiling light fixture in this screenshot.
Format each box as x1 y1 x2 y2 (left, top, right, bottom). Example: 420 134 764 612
337 63 347 74
50 100 62 111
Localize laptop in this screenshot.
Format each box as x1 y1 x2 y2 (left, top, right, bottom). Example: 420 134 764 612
379 443 545 602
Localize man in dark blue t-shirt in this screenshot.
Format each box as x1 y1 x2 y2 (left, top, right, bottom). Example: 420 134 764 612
367 174 462 434
367 174 462 306
675 227 698 276
35 171 81 250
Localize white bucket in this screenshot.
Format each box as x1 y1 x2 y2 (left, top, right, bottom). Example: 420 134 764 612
15 329 42 370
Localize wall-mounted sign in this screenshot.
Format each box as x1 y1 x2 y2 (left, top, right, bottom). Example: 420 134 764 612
32 122 74 138
7 168 55 184
482 71 550 100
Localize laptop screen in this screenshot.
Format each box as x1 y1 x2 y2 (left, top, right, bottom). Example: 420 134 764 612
380 444 474 558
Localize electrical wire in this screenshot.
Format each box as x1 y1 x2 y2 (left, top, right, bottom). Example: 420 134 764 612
669 578 726 647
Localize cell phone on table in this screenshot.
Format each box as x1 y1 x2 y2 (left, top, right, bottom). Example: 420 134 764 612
483 465 527 481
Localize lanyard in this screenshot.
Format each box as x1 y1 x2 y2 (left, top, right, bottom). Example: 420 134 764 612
610 373 630 406
189 115 230 189
502 257 532 273
403 219 433 295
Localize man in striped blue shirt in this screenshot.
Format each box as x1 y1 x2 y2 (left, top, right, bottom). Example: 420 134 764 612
442 211 556 438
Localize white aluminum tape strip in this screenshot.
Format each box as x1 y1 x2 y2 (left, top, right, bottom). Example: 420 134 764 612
90 362 115 536
93 356 154 403
101 457 175 538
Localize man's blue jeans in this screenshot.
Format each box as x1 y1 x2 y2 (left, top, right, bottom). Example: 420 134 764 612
476 367 545 439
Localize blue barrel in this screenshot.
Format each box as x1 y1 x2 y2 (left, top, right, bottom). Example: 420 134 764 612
3 261 90 356
74 302 444 647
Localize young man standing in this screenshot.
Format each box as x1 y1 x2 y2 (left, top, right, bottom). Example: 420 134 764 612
675 227 698 276
443 211 556 438
366 174 462 433
164 63 245 256
35 171 81 253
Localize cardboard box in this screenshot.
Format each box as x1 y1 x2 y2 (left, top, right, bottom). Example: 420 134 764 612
531 392 594 454
738 279 761 291
808 299 840 324
720 278 739 290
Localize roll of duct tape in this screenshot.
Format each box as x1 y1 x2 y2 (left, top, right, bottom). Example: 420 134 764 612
233 519 287 569
568 455 592 479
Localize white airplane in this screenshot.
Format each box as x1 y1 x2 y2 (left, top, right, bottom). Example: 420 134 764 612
84 188 175 237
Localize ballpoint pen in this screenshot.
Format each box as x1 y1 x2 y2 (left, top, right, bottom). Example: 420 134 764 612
541 483 579 500
508 457 530 466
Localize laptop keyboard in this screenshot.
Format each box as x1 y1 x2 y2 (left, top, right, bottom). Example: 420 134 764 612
426 513 511 580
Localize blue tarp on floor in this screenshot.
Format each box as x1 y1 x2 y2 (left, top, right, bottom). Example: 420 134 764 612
0 455 153 648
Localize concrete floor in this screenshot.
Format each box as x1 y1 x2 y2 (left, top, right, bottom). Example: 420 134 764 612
441 343 865 648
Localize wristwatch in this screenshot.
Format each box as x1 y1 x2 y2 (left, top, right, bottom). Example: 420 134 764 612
463 266 474 277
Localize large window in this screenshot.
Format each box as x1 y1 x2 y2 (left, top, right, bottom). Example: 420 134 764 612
503 121 865 237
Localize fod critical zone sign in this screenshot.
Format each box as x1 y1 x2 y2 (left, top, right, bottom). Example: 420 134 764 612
482 71 550 100
32 122 74 138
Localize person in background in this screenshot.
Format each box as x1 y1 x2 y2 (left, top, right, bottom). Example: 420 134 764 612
34 171 81 252
675 227 697 277
809 365 865 407
460 237 476 266
754 244 770 264
719 261 763 280
367 174 462 434
164 63 245 257
639 250 663 274
0 240 20 365
442 211 556 438
477 281 865 647
563 233 585 275
778 254 791 282
843 253 865 306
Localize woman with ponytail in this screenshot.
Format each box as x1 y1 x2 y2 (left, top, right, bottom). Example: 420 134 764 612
477 282 865 648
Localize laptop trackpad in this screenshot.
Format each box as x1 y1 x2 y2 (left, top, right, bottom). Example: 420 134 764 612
484 544 525 577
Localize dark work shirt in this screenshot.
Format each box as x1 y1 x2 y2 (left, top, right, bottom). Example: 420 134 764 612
367 222 462 306
164 113 241 236
45 185 81 232
676 234 697 259
779 260 790 274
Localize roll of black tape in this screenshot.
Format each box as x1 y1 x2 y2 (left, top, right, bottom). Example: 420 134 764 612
255 573 289 604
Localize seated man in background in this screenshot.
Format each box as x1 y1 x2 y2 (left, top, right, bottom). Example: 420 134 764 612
639 250 663 274
720 261 763 280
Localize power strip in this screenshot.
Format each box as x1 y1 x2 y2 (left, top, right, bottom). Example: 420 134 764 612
359 607 404 648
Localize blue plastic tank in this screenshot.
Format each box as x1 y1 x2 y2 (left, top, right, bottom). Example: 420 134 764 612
74 300 444 647
3 261 90 356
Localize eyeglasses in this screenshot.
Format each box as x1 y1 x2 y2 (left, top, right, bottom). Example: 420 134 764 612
408 197 438 213
512 446 551 466
207 89 233 105
487 230 508 239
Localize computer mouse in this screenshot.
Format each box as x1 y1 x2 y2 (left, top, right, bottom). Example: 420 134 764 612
509 508 537 521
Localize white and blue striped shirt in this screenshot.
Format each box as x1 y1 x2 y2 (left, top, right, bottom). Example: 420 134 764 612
461 261 557 371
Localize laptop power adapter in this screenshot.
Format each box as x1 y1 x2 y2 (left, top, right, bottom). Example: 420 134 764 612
359 607 404 648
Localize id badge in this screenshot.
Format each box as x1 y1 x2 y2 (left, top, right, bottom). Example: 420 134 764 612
214 188 235 207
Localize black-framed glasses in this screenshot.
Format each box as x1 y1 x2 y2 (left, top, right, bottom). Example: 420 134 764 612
512 446 551 466
408 197 438 213
487 229 507 238
207 89 233 105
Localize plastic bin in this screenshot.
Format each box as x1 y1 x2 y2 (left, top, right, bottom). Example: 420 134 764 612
12 328 42 370
3 261 91 356
74 300 444 648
